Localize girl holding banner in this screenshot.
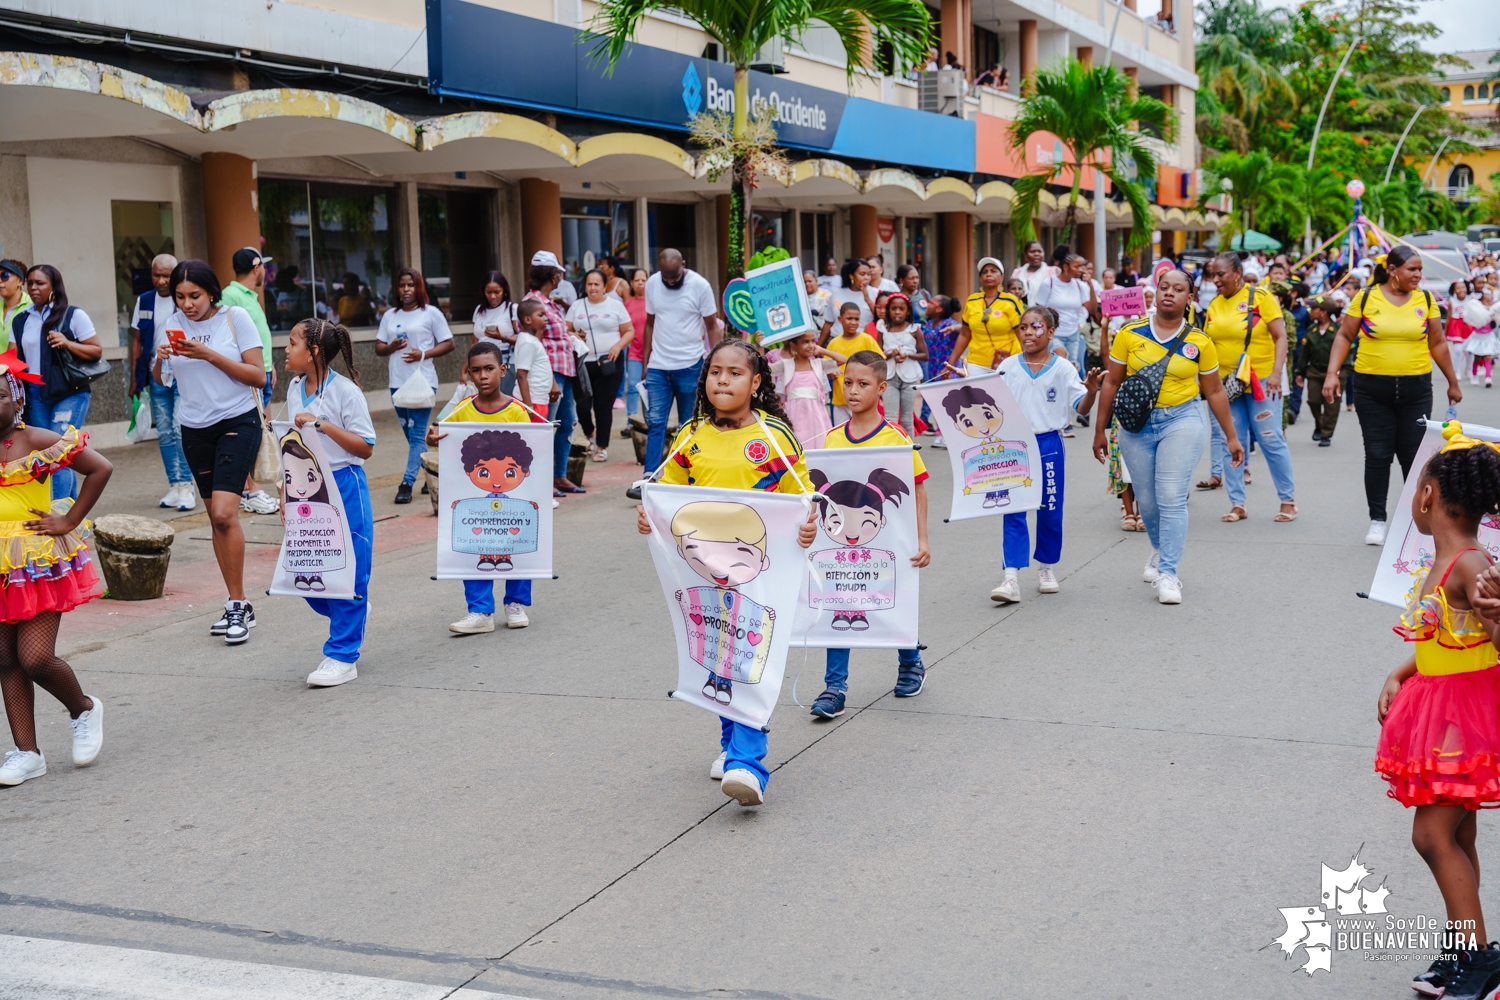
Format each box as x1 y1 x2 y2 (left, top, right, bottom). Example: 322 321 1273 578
280 319 375 688
636 339 817 808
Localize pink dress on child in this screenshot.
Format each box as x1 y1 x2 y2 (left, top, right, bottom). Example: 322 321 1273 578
782 367 832 448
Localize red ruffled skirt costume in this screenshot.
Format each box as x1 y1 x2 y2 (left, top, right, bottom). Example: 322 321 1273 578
0 427 102 622
1377 549 1500 809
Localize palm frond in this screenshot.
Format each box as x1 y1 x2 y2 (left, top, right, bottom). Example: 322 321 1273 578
1009 174 1052 244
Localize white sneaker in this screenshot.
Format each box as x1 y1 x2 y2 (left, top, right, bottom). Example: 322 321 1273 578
1037 566 1059 594
70 696 103 766
1365 520 1388 546
932 436 947 450
1472 376 1481 386
174 483 198 510
306 657 357 687
990 570 1020 603
504 603 529 628
240 489 280 514
158 486 180 508
593 448 609 463
0 749 45 786
1155 574 1183 604
449 612 495 634
1487 376 1493 388
1143 550 1161 583
721 768 765 806
710 750 726 780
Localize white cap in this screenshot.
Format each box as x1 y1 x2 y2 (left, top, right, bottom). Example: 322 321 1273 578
977 256 1005 274
530 250 562 270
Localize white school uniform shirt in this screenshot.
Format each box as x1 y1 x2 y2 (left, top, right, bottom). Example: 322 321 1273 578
18 303 98 378
877 321 924 383
285 370 377 469
511 331 553 405
565 295 632 361
996 353 1086 434
169 305 263 428
472 302 518 362
377 304 452 390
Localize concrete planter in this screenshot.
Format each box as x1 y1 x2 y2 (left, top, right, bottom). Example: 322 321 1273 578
420 452 440 514
92 514 175 601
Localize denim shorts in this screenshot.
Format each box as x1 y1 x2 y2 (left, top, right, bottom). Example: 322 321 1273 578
181 407 262 498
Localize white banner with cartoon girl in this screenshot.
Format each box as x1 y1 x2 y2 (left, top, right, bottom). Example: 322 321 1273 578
269 421 357 599
641 482 812 730
792 446 919 648
1370 419 1500 608
435 422 555 580
918 369 1041 520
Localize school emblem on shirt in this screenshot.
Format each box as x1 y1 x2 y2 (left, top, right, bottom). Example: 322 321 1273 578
744 438 770 464
1046 387 1057 401
1183 343 1199 360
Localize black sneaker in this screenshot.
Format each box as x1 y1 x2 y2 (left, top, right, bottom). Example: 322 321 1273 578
395 482 413 504
625 484 642 500
810 689 845 719
1437 947 1500 1000
1318 437 1332 447
1076 413 1090 428
209 604 257 636
894 660 926 697
1412 950 1460 997
222 603 254 645
420 482 429 494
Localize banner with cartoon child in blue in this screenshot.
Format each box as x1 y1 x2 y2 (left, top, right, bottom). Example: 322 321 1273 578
435 422 555 580
919 369 1041 521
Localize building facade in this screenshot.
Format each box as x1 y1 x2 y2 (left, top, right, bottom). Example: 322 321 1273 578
1427 49 1500 204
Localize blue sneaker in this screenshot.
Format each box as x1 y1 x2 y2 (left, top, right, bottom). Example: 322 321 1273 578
894 661 926 697
810 689 845 719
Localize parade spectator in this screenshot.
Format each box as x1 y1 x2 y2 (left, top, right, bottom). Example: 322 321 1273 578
951 257 1024 371
827 259 875 337
567 269 633 463
128 253 194 511
473 269 519 392
622 268 648 420
0 259 29 352
376 267 454 504
522 252 585 496
221 248 280 515
639 248 717 489
1015 240 1051 302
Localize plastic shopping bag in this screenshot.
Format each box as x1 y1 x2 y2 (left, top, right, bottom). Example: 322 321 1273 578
391 369 438 410
125 392 158 443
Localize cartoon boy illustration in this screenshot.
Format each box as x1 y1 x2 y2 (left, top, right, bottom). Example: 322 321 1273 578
808 467 909 630
670 501 777 706
452 429 538 572
280 429 337 592
942 384 1030 508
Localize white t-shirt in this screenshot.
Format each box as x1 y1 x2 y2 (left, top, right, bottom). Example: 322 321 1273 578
285 370 377 469
816 274 840 292
566 296 633 361
130 293 177 340
877 321 924 383
472 303 517 362
18 304 99 378
644 269 716 371
1034 276 1090 339
876 277 900 294
830 286 874 331
377 305 452 390
511 332 553 404
170 305 264 428
1016 265 1051 302
997 354 1087 433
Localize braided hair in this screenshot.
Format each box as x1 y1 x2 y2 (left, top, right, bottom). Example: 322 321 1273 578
294 317 360 389
691 338 791 428
1423 446 1500 524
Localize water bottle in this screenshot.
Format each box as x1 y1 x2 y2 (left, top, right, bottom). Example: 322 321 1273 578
1446 406 1459 422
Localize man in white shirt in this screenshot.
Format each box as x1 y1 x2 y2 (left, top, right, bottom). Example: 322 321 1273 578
640 248 719 484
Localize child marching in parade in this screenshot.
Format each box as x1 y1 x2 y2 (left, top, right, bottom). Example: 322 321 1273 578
636 338 817 807
282 318 376 688
807 350 930 719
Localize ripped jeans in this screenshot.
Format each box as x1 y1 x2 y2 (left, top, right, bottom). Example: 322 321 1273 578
1214 380 1296 508
26 390 90 499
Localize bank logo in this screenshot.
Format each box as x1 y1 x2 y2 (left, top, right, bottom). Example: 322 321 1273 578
1272 851 1390 975
682 63 702 116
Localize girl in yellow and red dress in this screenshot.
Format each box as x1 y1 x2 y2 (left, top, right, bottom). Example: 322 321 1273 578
1376 422 1500 998
0 351 113 787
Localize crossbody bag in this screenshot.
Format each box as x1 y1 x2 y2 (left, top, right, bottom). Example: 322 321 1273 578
1114 322 1191 433
1221 297 1256 402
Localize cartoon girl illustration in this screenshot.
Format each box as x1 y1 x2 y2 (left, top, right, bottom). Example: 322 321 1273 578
280 430 336 592
942 384 1030 508
453 429 538 572
808 467 909 630
670 501 777 706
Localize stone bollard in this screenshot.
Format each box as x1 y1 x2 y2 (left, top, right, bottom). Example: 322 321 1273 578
566 443 588 488
420 452 440 515
92 514 176 601
629 415 676 467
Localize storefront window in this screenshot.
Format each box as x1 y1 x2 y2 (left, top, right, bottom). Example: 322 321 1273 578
419 188 496 320
752 210 788 254
647 202 697 274
904 218 932 291
800 212 835 276
561 198 636 295
259 179 395 331
111 200 174 343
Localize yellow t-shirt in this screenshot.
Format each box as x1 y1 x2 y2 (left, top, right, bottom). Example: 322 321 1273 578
659 412 810 494
960 292 1025 369
1109 319 1220 409
1348 285 1435 376
442 396 543 424
826 332 883 407
1204 285 1283 382
822 419 929 484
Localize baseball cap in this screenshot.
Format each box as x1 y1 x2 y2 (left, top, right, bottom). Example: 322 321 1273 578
530 250 562 270
231 247 271 273
976 256 1005 274
0 259 25 281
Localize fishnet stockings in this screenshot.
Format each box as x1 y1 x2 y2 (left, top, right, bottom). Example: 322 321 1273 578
0 612 89 753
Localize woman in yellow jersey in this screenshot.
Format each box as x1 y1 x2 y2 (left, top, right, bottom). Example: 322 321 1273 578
1093 269 1243 605
947 258 1024 372
1322 246 1462 546
1201 252 1296 523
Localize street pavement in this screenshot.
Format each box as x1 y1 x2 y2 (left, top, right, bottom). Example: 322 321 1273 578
0 385 1492 999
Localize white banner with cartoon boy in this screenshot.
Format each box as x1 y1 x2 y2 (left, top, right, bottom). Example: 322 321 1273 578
269 421 357 600
435 422 555 580
641 482 812 730
1370 419 1500 608
792 446 919 649
918 369 1041 520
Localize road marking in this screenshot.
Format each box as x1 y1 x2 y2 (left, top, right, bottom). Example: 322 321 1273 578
0 935 529 1000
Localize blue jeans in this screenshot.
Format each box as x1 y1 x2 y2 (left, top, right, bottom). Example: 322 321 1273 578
624 358 644 421
390 388 432 486
1055 332 1085 369
824 646 923 692
149 382 191 485
552 374 577 479
261 370 274 408
26 390 90 499
644 361 703 473
464 578 532 613
1208 418 1225 479
1218 381 1296 507
720 716 769 789
305 466 373 663
1003 430 1064 568
1116 400 1208 578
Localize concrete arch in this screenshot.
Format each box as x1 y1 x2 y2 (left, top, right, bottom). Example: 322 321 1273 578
576 133 694 176
420 111 575 163
924 176 978 204
0 50 200 141
863 169 927 200
201 89 417 157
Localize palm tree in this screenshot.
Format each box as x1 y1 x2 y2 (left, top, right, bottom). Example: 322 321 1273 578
1007 58 1174 251
1200 150 1296 242
1194 0 1299 130
589 0 931 278
1263 166 1346 246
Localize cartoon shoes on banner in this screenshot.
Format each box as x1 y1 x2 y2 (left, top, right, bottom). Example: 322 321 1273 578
641 482 813 730
792 445 920 649
435 422 555 579
918 368 1041 520
1369 418 1500 608
269 422 357 599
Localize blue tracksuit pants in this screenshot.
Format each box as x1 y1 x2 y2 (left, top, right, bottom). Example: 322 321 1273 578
463 578 532 613
1003 429 1064 568
305 465 373 663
